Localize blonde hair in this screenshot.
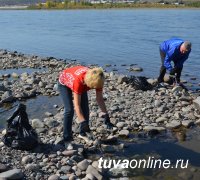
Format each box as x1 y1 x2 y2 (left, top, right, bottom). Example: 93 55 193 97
84 68 105 89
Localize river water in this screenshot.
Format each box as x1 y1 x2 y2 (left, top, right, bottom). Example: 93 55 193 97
0 9 200 80
0 9 200 179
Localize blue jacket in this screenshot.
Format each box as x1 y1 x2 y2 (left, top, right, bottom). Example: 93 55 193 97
160 38 191 71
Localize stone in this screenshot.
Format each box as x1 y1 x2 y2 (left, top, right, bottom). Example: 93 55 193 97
116 122 126 128
156 117 168 123
86 165 102 180
21 156 32 164
60 175 69 180
60 166 71 173
77 159 90 171
62 150 77 156
1 91 14 103
25 164 40 171
182 120 194 128
0 164 8 173
147 78 157 85
0 84 7 91
11 72 19 78
172 86 183 93
154 100 161 107
117 76 128 84
129 67 143 72
48 175 60 180
166 120 181 129
31 119 45 128
143 126 165 132
193 96 200 111
0 169 24 179
45 112 53 117
119 130 129 137
195 119 200 125
86 173 95 180
101 144 116 153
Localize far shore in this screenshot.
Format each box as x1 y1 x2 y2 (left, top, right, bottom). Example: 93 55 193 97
0 4 200 10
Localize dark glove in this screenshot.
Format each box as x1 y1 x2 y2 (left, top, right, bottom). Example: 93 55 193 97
103 114 114 129
79 120 90 135
169 68 176 76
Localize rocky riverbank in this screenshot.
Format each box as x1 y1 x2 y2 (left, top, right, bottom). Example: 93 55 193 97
0 50 200 179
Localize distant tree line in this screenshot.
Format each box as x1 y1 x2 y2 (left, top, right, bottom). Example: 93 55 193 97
0 0 46 6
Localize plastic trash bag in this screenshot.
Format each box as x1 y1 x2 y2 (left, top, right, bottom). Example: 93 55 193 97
128 76 153 91
2 103 38 150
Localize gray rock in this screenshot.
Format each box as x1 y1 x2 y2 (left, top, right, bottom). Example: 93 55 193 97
45 119 58 128
48 175 60 180
86 173 96 180
119 130 129 137
129 67 143 72
147 78 157 85
45 112 53 117
101 144 116 153
25 164 40 172
195 119 200 125
60 175 69 180
11 72 19 78
86 165 102 180
62 150 77 156
0 164 8 173
154 100 161 107
172 86 183 93
117 76 128 84
0 169 24 179
193 96 200 111
143 126 165 131
1 91 14 103
182 120 194 128
156 117 168 123
166 120 181 129
116 122 126 128
109 165 128 177
77 159 90 171
21 156 32 164
60 166 71 173
31 119 45 128
0 84 7 91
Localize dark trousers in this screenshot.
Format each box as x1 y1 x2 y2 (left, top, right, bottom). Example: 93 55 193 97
158 49 183 83
58 82 89 141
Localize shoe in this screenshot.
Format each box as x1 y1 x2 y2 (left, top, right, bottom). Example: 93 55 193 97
156 82 166 88
105 121 115 130
78 132 93 144
64 141 74 150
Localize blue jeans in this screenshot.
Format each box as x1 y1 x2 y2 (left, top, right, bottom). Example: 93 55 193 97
58 82 89 141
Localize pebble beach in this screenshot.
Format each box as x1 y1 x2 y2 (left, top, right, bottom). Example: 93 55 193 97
0 49 200 179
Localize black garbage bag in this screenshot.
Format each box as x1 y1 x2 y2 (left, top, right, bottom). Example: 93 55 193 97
128 76 153 91
2 103 38 150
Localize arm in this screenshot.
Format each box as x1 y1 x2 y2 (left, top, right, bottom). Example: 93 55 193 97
96 90 107 114
164 54 173 72
176 51 190 68
73 92 86 123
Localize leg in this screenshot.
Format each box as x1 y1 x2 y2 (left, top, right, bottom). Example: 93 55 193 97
157 49 166 83
78 92 93 142
81 92 89 123
58 82 74 141
175 67 183 83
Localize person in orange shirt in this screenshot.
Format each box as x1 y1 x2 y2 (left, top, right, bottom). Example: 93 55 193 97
58 66 114 149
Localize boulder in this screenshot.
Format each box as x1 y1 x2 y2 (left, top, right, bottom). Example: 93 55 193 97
0 169 23 179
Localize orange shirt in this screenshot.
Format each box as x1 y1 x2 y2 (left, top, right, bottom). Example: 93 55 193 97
59 66 102 94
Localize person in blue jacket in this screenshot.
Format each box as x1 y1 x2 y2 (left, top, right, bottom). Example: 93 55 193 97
157 38 191 86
